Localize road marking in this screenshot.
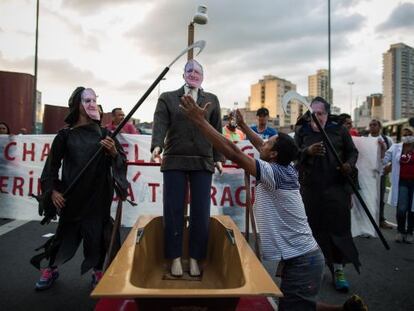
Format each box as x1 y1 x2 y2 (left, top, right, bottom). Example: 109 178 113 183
0 220 30 236
267 297 278 310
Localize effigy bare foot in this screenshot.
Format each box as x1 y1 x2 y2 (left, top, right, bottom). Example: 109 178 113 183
189 257 201 276
171 257 183 277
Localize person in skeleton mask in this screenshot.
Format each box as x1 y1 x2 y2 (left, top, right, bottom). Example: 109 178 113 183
383 126 414 243
294 97 360 292
151 59 224 277
32 87 129 290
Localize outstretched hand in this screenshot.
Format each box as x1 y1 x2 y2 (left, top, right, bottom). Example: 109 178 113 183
180 95 211 122
235 109 245 126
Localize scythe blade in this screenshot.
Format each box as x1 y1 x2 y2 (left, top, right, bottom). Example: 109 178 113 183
281 91 312 115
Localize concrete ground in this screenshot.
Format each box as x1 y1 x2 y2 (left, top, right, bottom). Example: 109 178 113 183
0 204 413 311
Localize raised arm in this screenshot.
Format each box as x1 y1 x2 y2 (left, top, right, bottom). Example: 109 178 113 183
180 95 256 177
235 109 264 151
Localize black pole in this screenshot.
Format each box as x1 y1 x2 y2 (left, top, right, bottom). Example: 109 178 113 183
245 172 261 259
311 112 390 250
328 0 332 104
32 0 40 134
104 199 123 271
63 66 170 197
244 172 250 241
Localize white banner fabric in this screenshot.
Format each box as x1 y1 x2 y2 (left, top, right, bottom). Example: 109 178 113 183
0 134 258 229
350 136 381 238
0 134 380 235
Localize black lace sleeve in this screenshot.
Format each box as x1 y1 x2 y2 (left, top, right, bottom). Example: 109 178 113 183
40 129 68 194
111 134 129 201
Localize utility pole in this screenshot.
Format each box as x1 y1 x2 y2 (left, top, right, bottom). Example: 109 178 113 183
32 0 40 133
348 81 355 116
187 5 208 60
328 0 332 104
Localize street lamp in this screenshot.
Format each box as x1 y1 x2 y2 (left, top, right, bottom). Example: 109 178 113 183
348 81 354 116
187 5 208 60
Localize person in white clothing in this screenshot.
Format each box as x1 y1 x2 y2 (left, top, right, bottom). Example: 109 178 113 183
368 119 393 229
383 126 414 243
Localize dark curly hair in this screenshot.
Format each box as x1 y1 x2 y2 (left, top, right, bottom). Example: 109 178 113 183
271 132 299 166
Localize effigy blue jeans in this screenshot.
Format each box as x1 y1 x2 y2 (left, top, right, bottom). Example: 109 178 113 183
163 170 212 260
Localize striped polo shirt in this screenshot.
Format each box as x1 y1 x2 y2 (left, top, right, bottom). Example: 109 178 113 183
254 159 318 260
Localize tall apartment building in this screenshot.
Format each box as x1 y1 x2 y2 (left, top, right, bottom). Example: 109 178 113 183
366 93 383 120
308 69 333 102
248 75 297 126
382 43 414 121
354 100 372 128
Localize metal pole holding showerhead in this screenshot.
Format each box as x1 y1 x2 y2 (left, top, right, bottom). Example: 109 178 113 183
283 91 390 250
188 5 208 60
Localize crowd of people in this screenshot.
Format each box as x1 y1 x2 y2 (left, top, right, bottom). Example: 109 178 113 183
0 121 30 135
2 59 413 311
0 106 141 137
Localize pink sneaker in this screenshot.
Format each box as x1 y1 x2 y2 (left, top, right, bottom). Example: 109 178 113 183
35 267 59 291
92 270 104 288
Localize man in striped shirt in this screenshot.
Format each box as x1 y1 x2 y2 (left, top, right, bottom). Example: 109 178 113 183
180 95 367 311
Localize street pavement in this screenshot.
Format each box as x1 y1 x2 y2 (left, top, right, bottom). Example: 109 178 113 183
0 204 413 311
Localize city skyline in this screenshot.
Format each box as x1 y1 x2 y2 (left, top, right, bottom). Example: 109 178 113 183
383 43 414 121
0 0 413 122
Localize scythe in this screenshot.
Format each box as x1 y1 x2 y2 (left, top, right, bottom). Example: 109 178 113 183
63 40 206 197
43 41 206 268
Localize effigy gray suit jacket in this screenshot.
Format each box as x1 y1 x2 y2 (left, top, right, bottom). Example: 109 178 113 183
151 86 224 173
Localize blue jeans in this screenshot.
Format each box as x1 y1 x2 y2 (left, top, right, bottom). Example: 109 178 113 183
397 180 414 234
279 248 325 311
163 170 212 260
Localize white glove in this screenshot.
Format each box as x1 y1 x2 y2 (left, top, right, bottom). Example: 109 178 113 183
215 161 223 175
151 146 162 163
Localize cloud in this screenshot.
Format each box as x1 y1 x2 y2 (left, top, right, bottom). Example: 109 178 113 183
41 6 101 52
0 52 33 73
376 2 414 32
40 58 108 86
116 80 152 93
61 0 150 14
332 0 368 10
125 0 365 67
0 53 107 86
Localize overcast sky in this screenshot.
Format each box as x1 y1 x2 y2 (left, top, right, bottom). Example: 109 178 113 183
1 0 413 122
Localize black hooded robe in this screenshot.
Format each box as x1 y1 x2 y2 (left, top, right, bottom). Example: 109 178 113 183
31 123 128 274
295 119 361 273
